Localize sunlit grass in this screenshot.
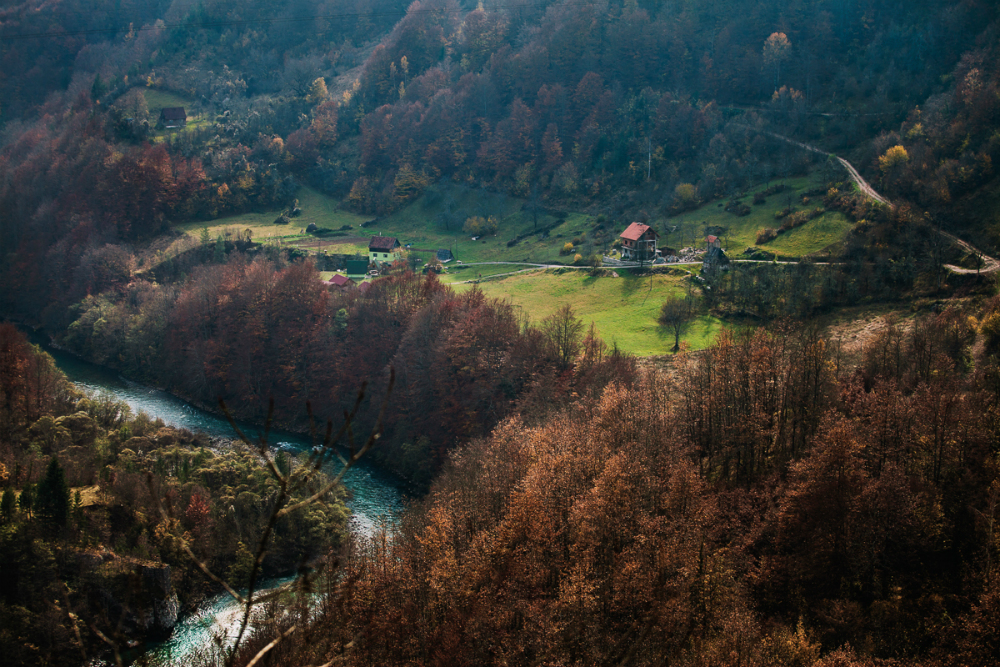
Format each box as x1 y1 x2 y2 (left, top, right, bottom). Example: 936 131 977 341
455 268 726 355
375 182 597 264
174 186 370 251
142 88 192 114
662 174 853 258
437 263 545 283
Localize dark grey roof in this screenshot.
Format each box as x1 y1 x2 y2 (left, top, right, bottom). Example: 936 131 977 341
160 107 186 120
369 235 400 251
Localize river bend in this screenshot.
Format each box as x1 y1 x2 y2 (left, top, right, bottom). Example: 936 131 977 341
31 334 405 665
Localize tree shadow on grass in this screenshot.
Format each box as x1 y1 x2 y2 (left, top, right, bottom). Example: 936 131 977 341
617 269 647 298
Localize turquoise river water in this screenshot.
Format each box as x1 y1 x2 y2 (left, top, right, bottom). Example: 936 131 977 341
31 334 405 665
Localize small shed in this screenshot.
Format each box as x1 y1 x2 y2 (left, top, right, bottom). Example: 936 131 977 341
346 259 369 278
702 245 730 273
436 248 454 263
159 107 187 128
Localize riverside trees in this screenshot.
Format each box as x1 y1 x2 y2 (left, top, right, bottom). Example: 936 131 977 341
277 306 1000 667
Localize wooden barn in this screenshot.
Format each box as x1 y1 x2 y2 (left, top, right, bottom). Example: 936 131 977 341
159 107 187 128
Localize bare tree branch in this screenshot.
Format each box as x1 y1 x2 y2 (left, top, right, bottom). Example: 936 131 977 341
243 623 298 667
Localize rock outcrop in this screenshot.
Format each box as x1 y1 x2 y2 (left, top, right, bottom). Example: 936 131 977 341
77 550 180 641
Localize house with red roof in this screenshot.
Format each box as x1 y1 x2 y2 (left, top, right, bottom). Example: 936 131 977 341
619 222 659 261
706 235 721 250
324 274 355 290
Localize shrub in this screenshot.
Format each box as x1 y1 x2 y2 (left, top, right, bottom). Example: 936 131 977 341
573 253 583 264
464 216 499 236
726 200 751 217
561 242 575 255
756 228 778 244
879 145 909 173
673 183 699 212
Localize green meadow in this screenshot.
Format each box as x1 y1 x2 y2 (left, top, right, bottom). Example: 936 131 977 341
174 186 370 253
660 174 853 258
167 172 856 356
455 268 726 355
373 181 597 264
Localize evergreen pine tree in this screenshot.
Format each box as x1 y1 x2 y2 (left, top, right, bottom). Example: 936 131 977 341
35 458 70 527
91 73 107 101
1 487 16 523
18 484 33 518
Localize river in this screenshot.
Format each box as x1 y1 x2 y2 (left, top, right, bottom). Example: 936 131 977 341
31 334 406 665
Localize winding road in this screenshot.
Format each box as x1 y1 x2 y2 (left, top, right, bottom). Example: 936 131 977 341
746 125 999 273
443 130 997 278
940 231 1000 274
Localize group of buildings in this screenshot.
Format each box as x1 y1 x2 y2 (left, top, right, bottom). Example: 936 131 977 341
320 234 453 289
619 222 728 271
324 224 725 290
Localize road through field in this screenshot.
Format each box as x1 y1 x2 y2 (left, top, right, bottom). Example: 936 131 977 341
744 125 999 273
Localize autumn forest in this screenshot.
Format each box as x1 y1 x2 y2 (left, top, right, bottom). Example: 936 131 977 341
3 0 1000 665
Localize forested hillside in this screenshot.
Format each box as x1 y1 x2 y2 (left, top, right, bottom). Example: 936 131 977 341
4 1 1000 665
0 324 349 665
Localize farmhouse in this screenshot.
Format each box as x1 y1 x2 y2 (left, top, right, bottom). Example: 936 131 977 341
706 235 721 250
159 107 187 128
369 235 402 265
620 222 659 261
324 274 355 289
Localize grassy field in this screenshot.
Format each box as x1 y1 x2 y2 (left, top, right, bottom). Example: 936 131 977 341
142 88 192 115
140 88 213 141
163 176 857 357
660 174 853 258
374 182 597 264
173 170 851 267
174 186 371 251
454 268 725 355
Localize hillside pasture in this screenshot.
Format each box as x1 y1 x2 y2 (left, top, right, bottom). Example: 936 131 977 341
174 186 369 249
141 88 192 115
661 174 853 258
455 268 725 355
437 263 547 283
374 181 597 264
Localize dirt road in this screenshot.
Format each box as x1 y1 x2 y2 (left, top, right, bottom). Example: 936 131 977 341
744 125 1000 273
940 231 1000 274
